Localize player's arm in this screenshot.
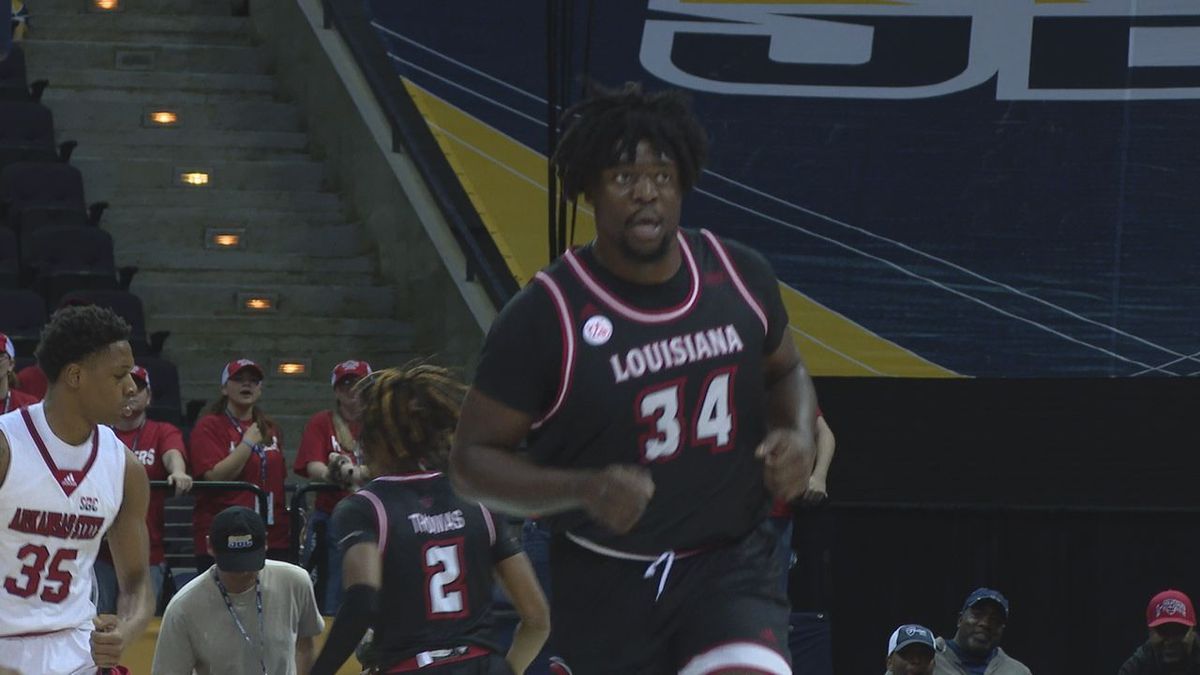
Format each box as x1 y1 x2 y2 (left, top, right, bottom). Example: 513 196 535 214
0 431 9 490
494 551 550 674
93 448 156 668
757 324 820 501
801 415 836 503
311 497 381 675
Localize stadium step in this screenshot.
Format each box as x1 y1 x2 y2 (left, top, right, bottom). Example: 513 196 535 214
22 0 424 437
22 40 270 75
105 215 371 258
48 97 304 133
33 13 253 46
132 280 393 320
35 0 238 16
72 156 329 194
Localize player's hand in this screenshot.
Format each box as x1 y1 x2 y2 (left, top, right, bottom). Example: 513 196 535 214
580 465 655 534
91 614 126 668
241 422 264 448
800 474 828 504
167 470 193 496
756 429 816 503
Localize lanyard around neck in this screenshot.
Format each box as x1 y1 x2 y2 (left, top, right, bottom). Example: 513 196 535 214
212 568 267 674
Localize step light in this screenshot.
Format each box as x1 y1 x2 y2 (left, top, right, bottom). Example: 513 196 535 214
146 110 179 127
273 359 311 378
238 293 277 313
176 169 211 187
90 0 122 11
205 228 245 250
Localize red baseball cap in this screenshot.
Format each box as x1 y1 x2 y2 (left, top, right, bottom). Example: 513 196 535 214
331 359 372 386
129 365 150 388
221 359 264 385
1147 590 1196 628
0 333 13 360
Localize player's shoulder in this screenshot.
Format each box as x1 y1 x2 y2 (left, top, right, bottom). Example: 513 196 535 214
693 229 773 272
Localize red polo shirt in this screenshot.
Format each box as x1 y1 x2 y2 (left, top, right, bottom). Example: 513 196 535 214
188 413 290 552
293 409 361 515
111 420 186 564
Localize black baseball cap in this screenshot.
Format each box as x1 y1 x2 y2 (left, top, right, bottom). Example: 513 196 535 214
210 506 267 572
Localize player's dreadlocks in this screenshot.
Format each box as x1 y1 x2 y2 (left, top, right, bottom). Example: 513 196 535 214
353 364 467 473
552 82 709 201
35 306 131 382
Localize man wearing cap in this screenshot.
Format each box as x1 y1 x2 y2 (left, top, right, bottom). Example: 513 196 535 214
190 358 290 568
1119 589 1200 674
888 624 937 675
0 333 38 412
153 506 324 674
95 364 193 612
935 587 1032 675
293 359 372 613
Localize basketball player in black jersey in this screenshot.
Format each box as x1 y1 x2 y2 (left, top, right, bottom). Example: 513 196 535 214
311 365 549 675
450 84 819 675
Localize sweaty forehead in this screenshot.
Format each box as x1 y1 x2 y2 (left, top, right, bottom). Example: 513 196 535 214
610 139 674 166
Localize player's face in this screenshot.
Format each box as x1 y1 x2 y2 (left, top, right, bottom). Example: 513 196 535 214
78 341 137 426
886 644 935 675
222 372 263 407
954 601 1005 656
588 139 682 265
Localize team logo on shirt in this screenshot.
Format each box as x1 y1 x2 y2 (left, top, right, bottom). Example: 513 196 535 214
582 315 614 346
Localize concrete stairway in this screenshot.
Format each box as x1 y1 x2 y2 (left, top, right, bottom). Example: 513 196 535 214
23 0 419 449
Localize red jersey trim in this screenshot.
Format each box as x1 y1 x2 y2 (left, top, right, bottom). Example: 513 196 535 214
562 232 701 324
21 407 99 499
383 645 492 672
700 229 769 336
355 490 390 556
531 272 576 430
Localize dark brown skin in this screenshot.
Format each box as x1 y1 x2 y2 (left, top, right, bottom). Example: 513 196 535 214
0 341 155 668
449 141 818 534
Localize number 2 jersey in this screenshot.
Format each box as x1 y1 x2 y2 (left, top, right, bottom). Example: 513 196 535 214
474 229 790 555
332 471 522 666
0 403 126 637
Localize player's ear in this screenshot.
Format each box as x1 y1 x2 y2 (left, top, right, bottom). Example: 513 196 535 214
63 363 83 389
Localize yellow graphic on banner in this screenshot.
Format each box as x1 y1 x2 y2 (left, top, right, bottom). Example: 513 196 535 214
403 80 960 378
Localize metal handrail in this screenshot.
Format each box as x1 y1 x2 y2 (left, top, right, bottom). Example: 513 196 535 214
149 480 269 520
288 482 345 562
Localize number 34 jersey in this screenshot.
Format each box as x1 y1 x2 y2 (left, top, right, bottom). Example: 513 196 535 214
0 403 126 637
524 230 783 555
332 472 521 665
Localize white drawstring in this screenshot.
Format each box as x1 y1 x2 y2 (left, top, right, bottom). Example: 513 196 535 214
643 550 676 602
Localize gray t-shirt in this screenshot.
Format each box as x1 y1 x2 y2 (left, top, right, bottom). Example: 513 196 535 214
152 560 325 675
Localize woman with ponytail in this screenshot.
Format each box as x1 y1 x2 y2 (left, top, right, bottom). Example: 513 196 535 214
188 358 290 569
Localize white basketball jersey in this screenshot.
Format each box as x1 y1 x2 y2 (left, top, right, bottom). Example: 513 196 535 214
0 403 126 637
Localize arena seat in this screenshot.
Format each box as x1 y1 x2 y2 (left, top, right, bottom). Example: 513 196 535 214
0 101 73 171
0 45 47 102
24 226 120 306
58 289 168 357
0 288 45 354
0 161 99 233
0 226 16 288
136 355 185 427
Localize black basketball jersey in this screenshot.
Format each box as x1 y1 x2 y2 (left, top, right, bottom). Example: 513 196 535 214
332 471 522 665
524 229 778 554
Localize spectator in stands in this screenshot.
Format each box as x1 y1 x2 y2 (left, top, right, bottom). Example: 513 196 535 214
152 506 324 674
95 365 192 613
189 359 290 569
0 333 38 412
887 624 937 675
935 587 1031 675
16 363 47 400
1119 589 1200 675
767 409 835 592
294 359 372 613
